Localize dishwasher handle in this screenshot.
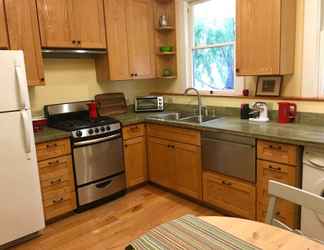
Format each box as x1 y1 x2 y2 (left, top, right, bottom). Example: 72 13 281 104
202 137 256 148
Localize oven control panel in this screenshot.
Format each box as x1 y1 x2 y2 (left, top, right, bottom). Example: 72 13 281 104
72 123 121 139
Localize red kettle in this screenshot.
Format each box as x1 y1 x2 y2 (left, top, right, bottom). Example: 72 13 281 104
278 102 297 123
87 101 98 120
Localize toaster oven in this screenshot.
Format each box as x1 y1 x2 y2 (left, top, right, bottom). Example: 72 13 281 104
135 96 164 112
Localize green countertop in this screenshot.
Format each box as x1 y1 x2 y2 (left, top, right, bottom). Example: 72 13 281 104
113 112 324 147
34 127 71 144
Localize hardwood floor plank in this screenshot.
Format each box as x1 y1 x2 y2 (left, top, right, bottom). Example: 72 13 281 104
11 185 219 250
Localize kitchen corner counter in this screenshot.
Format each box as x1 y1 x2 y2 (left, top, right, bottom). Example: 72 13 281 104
34 127 71 144
113 111 324 148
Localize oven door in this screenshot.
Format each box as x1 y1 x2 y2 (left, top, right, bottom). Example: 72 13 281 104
73 134 124 186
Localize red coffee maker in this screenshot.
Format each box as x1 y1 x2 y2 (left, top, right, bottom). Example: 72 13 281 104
278 102 297 123
87 101 98 120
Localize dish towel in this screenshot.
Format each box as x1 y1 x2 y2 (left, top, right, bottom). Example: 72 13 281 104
126 215 261 250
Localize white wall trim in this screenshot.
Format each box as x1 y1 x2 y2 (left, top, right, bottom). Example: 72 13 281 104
301 0 322 97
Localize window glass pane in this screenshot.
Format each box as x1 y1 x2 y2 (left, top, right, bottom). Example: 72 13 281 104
193 45 234 91
193 0 235 47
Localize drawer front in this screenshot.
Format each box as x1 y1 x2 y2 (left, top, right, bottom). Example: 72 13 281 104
203 171 256 219
257 140 298 165
123 124 145 140
147 124 200 146
37 139 71 161
43 189 76 221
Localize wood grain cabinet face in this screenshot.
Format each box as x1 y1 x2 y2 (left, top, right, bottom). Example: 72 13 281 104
124 136 147 188
5 0 45 86
236 0 296 75
97 0 155 80
126 0 155 79
36 0 106 49
0 0 8 49
203 171 256 220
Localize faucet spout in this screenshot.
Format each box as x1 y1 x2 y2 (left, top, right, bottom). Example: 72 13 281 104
184 87 202 121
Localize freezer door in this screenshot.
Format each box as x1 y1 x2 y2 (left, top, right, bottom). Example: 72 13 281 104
0 110 45 246
0 50 30 112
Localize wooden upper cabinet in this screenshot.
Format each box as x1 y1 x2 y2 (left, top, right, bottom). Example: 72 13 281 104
126 0 155 79
5 0 45 86
36 0 75 48
72 0 106 49
236 0 296 75
0 0 9 49
36 0 106 49
102 0 130 80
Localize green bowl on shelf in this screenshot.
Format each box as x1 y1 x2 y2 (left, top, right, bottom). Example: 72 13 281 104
159 46 173 53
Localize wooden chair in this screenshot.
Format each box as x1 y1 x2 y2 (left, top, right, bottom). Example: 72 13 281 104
265 180 324 243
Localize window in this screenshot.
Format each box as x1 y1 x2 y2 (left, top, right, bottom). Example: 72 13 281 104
187 0 242 94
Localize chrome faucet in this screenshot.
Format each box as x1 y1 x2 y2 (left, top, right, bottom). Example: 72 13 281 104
184 87 202 121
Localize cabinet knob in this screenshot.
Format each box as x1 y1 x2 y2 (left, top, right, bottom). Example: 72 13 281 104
72 40 76 44
77 40 81 44
131 73 134 77
134 73 138 77
236 68 240 73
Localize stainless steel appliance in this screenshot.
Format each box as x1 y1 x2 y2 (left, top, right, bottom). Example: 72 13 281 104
45 101 126 210
202 131 256 183
135 96 164 112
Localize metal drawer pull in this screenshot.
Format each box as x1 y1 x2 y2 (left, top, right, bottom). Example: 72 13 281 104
52 197 64 204
222 180 232 186
269 145 283 151
48 160 60 167
95 180 113 189
46 143 58 148
268 165 282 171
50 178 63 185
167 145 175 149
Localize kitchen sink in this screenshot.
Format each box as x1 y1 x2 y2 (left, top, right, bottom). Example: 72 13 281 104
149 112 222 123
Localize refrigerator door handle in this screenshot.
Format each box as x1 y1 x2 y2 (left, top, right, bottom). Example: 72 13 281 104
21 110 32 154
15 64 29 109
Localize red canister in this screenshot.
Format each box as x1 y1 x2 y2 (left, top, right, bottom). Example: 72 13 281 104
278 102 297 123
87 101 98 120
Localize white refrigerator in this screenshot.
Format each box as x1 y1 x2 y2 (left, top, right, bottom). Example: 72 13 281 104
0 51 45 246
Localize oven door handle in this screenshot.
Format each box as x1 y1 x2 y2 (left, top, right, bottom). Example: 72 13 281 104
74 133 121 147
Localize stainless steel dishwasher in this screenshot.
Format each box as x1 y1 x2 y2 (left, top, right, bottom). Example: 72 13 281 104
202 131 256 183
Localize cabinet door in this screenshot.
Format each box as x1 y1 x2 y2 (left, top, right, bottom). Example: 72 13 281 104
36 0 76 48
72 0 106 49
0 0 8 49
257 160 298 228
147 137 175 189
126 0 155 79
236 0 281 75
203 171 256 220
175 143 202 199
124 136 147 188
103 0 130 80
5 0 45 86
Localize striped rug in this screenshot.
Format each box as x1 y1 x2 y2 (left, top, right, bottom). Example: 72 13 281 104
126 215 261 250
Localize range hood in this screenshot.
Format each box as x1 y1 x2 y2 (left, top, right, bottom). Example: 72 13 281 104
42 49 107 58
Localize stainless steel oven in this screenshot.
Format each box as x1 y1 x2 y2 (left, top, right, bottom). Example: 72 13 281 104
135 96 164 112
73 132 126 207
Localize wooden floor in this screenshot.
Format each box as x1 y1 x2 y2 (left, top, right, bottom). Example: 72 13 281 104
12 185 219 250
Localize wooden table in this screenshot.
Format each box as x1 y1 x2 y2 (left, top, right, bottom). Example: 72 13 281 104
200 216 324 250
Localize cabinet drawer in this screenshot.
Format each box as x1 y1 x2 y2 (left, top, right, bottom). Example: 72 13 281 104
37 139 71 161
123 124 145 140
147 124 200 146
43 189 76 221
39 161 74 193
257 140 298 165
203 171 256 220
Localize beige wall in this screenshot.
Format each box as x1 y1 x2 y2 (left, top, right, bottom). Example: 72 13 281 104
29 59 164 114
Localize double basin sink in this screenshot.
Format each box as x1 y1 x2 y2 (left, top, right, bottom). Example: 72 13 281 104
148 112 222 124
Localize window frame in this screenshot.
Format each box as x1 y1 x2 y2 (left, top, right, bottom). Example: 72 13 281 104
186 0 244 96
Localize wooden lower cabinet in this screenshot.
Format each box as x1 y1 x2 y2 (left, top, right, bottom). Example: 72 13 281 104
147 135 202 200
0 0 8 49
257 159 299 228
203 171 256 220
36 138 76 221
124 136 147 188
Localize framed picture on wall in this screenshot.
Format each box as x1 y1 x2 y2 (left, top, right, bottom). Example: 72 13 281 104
255 76 283 97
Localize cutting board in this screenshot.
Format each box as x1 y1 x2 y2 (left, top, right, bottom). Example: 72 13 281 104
95 93 128 116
